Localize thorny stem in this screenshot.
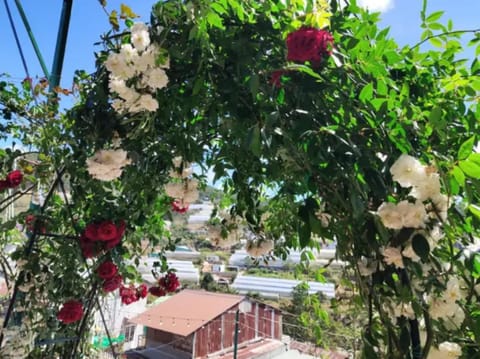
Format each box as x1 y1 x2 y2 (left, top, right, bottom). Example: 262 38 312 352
57 172 117 358
0 167 65 346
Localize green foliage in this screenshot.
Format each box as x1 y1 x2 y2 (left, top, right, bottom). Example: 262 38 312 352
1 0 480 357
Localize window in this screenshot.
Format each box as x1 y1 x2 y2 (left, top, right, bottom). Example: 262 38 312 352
122 324 137 342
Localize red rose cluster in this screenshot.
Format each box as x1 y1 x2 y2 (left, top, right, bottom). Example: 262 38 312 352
0 170 23 191
286 27 333 67
119 283 148 305
80 220 126 258
171 200 189 214
57 300 84 324
97 260 123 292
149 271 180 297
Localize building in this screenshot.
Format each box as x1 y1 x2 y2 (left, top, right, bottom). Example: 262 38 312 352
129 289 283 358
232 275 335 299
93 291 147 353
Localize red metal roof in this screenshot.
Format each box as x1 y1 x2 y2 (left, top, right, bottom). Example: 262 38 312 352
130 289 245 337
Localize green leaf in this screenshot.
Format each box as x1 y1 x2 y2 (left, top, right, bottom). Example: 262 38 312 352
109 10 119 31
426 10 444 23
458 136 475 160
428 106 444 129
120 4 138 19
298 223 311 248
248 74 259 97
247 125 261 156
459 159 480 179
412 234 430 260
206 12 225 29
468 153 480 165
429 37 443 48
451 166 466 187
359 82 374 103
473 254 480 279
468 204 480 220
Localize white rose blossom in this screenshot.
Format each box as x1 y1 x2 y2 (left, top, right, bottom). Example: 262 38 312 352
428 342 462 359
105 23 169 114
145 67 169 90
397 200 427 228
377 200 427 229
382 247 404 268
377 202 403 229
410 172 441 201
390 154 426 188
131 29 150 52
86 149 131 181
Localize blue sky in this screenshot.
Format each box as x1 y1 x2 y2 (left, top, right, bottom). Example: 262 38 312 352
0 0 478 90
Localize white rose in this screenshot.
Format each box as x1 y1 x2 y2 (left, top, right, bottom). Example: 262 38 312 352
131 29 150 52
145 67 169 90
119 43 139 63
427 342 462 359
390 154 426 188
410 173 441 201
164 182 184 199
377 202 403 229
136 47 156 72
382 247 404 268
86 149 131 181
138 94 159 112
397 200 427 228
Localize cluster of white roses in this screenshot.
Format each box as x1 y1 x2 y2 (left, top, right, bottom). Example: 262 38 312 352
371 155 466 356
105 22 169 114
86 148 131 181
377 155 451 268
426 277 465 329
164 156 199 209
427 341 462 359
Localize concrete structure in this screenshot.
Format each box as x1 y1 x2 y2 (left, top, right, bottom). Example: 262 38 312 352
129 289 282 358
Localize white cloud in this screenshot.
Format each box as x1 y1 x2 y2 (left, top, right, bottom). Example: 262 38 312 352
357 0 394 13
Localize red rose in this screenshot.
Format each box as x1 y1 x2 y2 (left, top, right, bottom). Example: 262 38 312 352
120 285 139 305
0 180 9 191
84 223 99 241
102 274 123 292
97 261 118 280
270 70 288 88
149 286 166 297
6 170 23 188
97 221 118 241
172 200 189 214
160 272 180 293
105 220 126 249
57 300 83 324
286 27 333 67
137 284 148 299
79 234 98 258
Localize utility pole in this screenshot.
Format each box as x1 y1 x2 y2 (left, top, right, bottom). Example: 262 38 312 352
233 309 239 359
